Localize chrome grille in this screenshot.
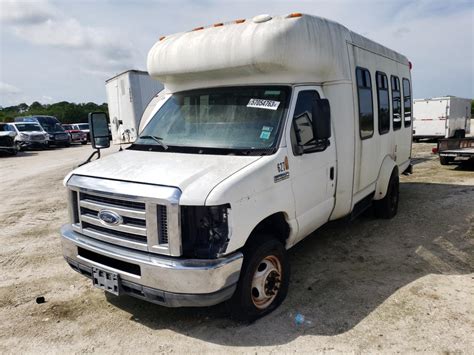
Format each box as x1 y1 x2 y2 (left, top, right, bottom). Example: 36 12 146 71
67 175 181 256
30 134 45 141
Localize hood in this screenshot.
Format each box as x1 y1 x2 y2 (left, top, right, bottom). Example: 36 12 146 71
0 131 16 137
68 149 261 205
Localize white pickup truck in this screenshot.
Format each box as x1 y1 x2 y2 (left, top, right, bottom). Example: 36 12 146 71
61 13 413 320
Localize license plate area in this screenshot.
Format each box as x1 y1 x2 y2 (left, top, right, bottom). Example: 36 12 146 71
92 267 120 295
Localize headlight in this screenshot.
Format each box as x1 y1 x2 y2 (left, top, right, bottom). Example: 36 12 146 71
20 133 28 139
49 134 54 139
181 204 230 259
44 134 49 139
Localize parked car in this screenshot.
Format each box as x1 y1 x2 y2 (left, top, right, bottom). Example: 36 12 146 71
63 124 88 144
0 123 19 155
15 115 70 147
71 123 90 141
8 122 49 150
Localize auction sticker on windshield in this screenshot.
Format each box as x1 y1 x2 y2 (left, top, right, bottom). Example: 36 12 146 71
247 99 280 110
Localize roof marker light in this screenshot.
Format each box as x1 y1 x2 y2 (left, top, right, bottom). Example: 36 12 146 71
287 13 303 18
192 26 204 31
234 19 245 24
159 36 166 41
213 23 224 27
409 61 413 70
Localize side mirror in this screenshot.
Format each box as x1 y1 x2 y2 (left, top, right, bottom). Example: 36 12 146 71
312 99 331 140
89 112 110 149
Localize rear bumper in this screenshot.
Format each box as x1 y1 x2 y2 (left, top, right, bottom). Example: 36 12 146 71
61 224 243 307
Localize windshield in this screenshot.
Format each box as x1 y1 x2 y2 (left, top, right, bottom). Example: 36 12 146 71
16 124 43 132
42 122 65 133
133 86 290 154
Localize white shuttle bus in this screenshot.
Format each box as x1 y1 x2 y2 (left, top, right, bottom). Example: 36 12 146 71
61 13 413 320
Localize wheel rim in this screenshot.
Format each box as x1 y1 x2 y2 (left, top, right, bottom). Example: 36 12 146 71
251 255 282 309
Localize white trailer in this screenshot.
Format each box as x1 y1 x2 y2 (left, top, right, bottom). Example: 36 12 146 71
105 70 163 145
413 96 471 140
62 13 413 320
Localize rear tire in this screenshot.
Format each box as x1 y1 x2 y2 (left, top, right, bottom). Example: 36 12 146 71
228 237 289 322
374 170 399 219
439 156 454 165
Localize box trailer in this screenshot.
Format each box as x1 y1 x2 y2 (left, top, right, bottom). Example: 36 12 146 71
61 13 413 320
413 96 471 140
105 70 163 145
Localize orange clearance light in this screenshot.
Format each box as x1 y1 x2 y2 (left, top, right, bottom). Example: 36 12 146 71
287 13 303 18
234 19 245 24
409 61 413 70
192 26 204 31
214 22 224 27
159 36 166 41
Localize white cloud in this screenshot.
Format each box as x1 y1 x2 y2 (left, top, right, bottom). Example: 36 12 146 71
1 0 135 74
0 82 22 95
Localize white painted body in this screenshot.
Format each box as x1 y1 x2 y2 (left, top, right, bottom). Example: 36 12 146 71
413 97 471 138
105 70 163 145
69 14 412 255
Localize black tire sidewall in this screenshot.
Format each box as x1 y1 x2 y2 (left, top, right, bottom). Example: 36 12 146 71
229 238 289 322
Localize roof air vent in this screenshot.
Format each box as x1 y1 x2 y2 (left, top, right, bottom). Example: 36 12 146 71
252 14 272 23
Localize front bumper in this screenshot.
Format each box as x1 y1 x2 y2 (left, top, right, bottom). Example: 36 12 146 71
61 224 243 307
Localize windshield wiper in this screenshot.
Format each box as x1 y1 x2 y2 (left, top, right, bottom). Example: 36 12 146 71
139 135 168 150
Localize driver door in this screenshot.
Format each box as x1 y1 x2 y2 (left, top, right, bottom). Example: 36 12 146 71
286 86 336 242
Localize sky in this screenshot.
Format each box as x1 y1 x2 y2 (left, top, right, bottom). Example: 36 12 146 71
0 0 473 107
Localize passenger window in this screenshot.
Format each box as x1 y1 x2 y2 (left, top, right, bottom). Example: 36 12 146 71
376 72 390 135
391 76 401 130
402 78 412 127
356 67 374 139
290 90 320 154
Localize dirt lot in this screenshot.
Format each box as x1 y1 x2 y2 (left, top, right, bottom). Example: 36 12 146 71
0 143 473 353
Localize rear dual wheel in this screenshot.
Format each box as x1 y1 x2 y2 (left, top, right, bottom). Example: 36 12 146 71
228 237 289 322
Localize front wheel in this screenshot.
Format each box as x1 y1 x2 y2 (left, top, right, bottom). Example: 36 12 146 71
228 237 289 322
374 171 399 219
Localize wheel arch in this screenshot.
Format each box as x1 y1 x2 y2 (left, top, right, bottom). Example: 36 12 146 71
373 155 399 201
243 212 291 249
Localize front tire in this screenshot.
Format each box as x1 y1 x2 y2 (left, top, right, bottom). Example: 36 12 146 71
374 170 399 219
228 237 289 322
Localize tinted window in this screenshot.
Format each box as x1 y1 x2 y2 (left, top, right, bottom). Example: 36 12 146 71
356 68 374 139
376 72 390 135
391 76 401 130
402 78 412 127
291 91 320 150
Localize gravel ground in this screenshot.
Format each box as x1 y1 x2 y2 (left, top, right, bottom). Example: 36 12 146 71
0 143 473 353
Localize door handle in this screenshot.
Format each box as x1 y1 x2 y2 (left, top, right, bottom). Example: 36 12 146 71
330 167 334 180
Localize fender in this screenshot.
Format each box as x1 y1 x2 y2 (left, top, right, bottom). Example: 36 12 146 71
373 155 398 200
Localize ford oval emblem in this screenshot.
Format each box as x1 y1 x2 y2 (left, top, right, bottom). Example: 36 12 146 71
98 210 123 226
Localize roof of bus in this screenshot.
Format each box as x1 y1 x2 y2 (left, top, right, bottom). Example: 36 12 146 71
148 13 409 92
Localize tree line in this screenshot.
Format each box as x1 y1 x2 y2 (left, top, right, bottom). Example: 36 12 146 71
0 101 108 124
1 100 473 124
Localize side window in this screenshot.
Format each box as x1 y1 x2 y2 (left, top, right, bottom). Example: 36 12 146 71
290 90 320 154
356 67 374 139
402 78 412 127
391 76 401 130
376 72 390 135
